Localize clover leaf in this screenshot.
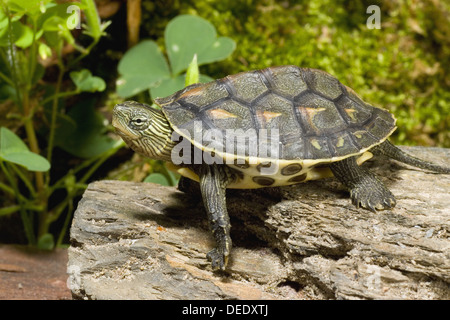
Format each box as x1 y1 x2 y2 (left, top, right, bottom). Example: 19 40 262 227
70 69 106 92
116 40 171 98
116 15 235 99
165 15 236 76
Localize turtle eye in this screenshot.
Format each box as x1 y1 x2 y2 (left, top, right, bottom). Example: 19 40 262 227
130 116 148 129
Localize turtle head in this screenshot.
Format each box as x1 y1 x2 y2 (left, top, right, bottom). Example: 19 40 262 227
112 101 174 161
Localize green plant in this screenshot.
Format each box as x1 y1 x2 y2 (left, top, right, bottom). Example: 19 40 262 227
116 14 235 186
116 14 235 99
0 0 119 248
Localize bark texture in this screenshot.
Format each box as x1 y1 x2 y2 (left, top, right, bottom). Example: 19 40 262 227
68 146 450 299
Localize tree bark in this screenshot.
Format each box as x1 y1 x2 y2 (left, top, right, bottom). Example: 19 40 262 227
68 146 450 299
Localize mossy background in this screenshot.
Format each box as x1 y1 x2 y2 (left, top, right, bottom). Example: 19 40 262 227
137 0 449 147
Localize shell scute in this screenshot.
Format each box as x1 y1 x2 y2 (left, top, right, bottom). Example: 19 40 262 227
207 100 254 132
180 81 229 109
295 93 348 135
226 71 269 103
254 94 298 132
304 68 343 100
268 65 308 98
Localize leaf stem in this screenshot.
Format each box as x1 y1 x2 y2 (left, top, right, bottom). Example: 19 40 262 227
56 197 73 246
0 69 14 86
0 179 14 196
3 5 23 111
41 90 79 106
46 63 65 169
22 84 45 196
38 59 65 240
79 143 123 184
9 163 36 198
0 161 36 244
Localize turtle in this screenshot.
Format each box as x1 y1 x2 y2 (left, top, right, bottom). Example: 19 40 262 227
112 65 450 271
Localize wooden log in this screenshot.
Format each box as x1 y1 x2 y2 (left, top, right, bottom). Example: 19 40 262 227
68 146 450 299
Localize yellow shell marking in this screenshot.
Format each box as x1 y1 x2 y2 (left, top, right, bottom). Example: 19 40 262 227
336 137 345 148
209 108 238 119
304 107 327 118
344 108 357 121
179 86 204 99
262 111 282 122
310 139 322 150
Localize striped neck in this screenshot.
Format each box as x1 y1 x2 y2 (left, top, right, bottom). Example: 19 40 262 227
133 108 176 162
112 102 176 163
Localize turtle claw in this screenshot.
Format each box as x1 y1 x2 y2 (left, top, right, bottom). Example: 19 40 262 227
207 247 229 271
383 197 396 209
366 202 377 213
350 187 396 212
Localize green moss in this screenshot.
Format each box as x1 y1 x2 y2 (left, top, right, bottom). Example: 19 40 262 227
140 0 450 147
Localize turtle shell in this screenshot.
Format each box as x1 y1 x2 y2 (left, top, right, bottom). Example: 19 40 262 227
155 65 396 188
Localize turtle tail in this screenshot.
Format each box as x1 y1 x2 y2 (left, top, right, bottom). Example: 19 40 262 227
373 140 450 174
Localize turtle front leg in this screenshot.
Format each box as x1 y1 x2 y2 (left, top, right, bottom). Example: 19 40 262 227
198 164 234 270
329 156 396 211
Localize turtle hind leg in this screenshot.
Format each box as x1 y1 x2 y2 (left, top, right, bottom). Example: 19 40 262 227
330 156 396 211
373 140 450 174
